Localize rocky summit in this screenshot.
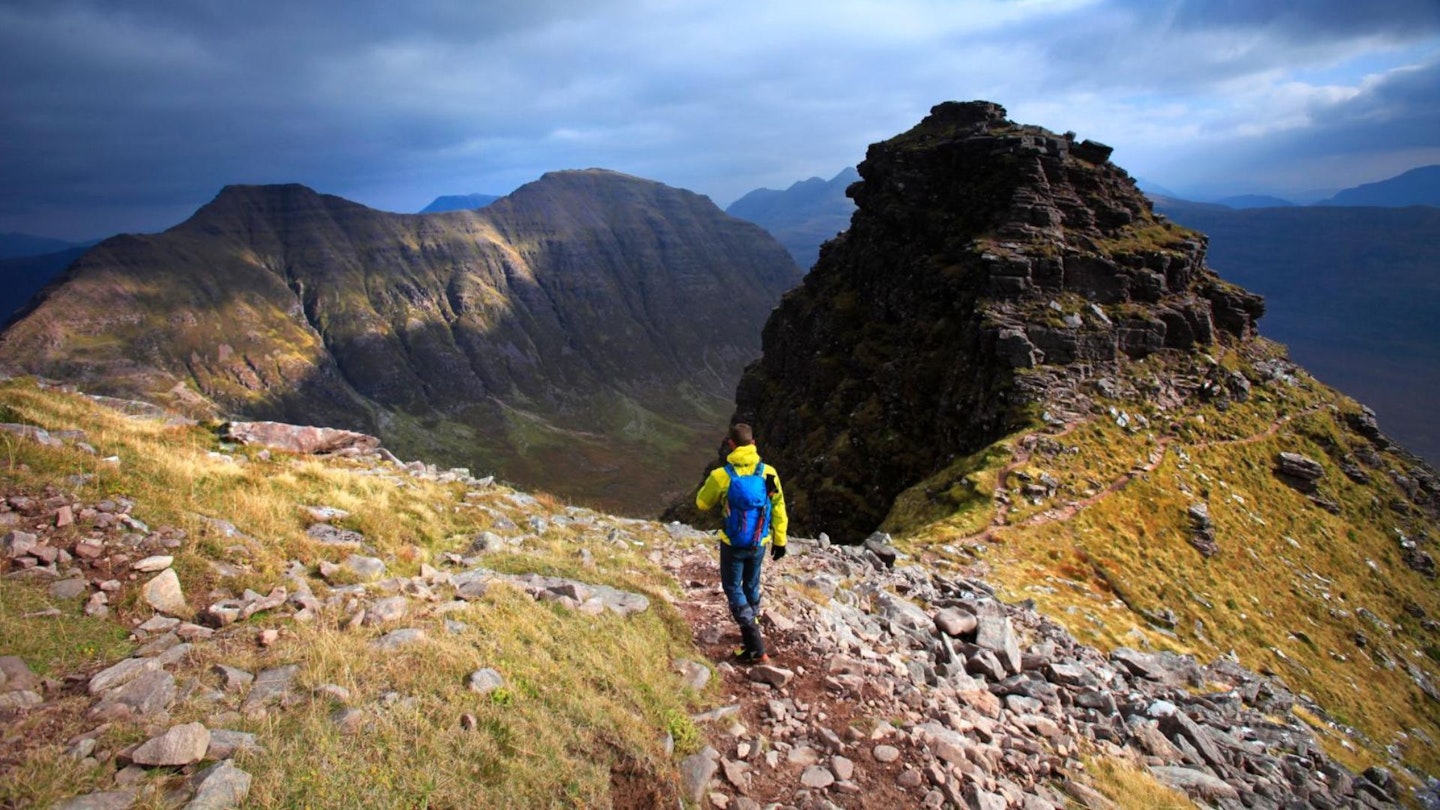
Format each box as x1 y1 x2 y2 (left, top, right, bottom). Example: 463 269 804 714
731 100 1265 541
0 170 801 515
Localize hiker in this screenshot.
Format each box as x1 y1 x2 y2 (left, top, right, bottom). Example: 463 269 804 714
695 423 788 663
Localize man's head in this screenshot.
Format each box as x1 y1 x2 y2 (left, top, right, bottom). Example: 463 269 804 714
728 423 755 447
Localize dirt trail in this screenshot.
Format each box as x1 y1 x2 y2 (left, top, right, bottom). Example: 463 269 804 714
667 406 1323 805
668 547 917 807
963 405 1325 540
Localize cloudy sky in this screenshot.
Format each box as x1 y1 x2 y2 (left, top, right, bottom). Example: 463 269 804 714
3 0 1438 240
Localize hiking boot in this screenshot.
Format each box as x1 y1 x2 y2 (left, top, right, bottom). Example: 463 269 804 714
733 647 770 664
738 620 768 663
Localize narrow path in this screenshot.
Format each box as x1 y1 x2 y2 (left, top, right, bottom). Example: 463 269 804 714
663 404 1329 805
962 405 1325 540
665 544 916 806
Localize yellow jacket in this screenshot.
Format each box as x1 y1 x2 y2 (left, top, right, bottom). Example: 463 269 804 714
695 444 788 547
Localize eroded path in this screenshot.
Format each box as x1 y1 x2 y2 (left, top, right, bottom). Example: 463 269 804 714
659 402 1377 808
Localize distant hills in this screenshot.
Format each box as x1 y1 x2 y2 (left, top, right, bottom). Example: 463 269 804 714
0 231 87 259
724 167 858 269
1212 194 1295 209
0 172 802 514
1317 164 1440 207
1153 198 1440 466
419 192 502 213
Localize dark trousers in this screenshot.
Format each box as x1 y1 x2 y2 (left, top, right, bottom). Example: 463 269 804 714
719 541 767 655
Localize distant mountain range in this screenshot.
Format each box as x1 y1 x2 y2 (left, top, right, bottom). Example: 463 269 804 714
1316 164 1440 207
419 193 502 213
1212 194 1295 209
0 172 801 514
0 231 88 259
723 167 859 269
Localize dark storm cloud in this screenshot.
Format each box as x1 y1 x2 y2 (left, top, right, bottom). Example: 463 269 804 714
1022 0 1440 95
0 0 633 234
1 0 1437 238
1161 0 1440 40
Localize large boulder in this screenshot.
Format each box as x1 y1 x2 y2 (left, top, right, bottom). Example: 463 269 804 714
220 421 382 455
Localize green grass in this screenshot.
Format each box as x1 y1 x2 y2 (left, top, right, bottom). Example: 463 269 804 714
889 345 1440 780
0 377 708 808
0 581 134 676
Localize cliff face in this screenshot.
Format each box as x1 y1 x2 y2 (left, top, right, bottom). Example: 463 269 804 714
0 171 802 513
731 101 1264 540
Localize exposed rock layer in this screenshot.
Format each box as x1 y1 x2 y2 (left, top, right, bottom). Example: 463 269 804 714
730 101 1265 540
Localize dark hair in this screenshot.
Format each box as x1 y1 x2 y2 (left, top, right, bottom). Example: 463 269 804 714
728 423 754 446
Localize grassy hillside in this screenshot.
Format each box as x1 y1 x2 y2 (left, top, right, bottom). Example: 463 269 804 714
885 339 1440 782
0 377 707 808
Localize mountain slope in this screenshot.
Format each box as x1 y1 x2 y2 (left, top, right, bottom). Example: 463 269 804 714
0 372 1411 809
1154 199 1440 466
726 101 1440 781
0 172 802 514
726 167 858 269
1319 164 1440 207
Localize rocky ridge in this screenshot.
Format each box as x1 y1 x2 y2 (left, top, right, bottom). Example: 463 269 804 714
729 101 1266 540
0 404 1424 808
667 530 1411 809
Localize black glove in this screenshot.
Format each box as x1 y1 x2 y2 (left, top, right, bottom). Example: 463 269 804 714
771 544 787 561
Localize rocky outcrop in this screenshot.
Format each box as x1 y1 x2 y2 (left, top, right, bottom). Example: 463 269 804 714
0 172 803 514
220 421 381 456
665 532 1400 808
729 101 1266 540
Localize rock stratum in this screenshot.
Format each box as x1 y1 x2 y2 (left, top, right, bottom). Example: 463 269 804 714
731 101 1268 541
0 170 802 514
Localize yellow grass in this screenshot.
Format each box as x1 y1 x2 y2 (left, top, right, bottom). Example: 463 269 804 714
889 347 1440 778
1084 755 1196 809
0 378 707 808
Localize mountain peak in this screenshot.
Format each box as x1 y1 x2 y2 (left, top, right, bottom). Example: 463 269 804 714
732 100 1266 539
179 183 375 234
0 173 800 515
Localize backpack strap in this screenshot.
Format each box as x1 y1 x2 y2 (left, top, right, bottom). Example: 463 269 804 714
752 461 769 546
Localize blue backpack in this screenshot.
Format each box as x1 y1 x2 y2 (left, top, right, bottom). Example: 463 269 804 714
724 462 773 548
